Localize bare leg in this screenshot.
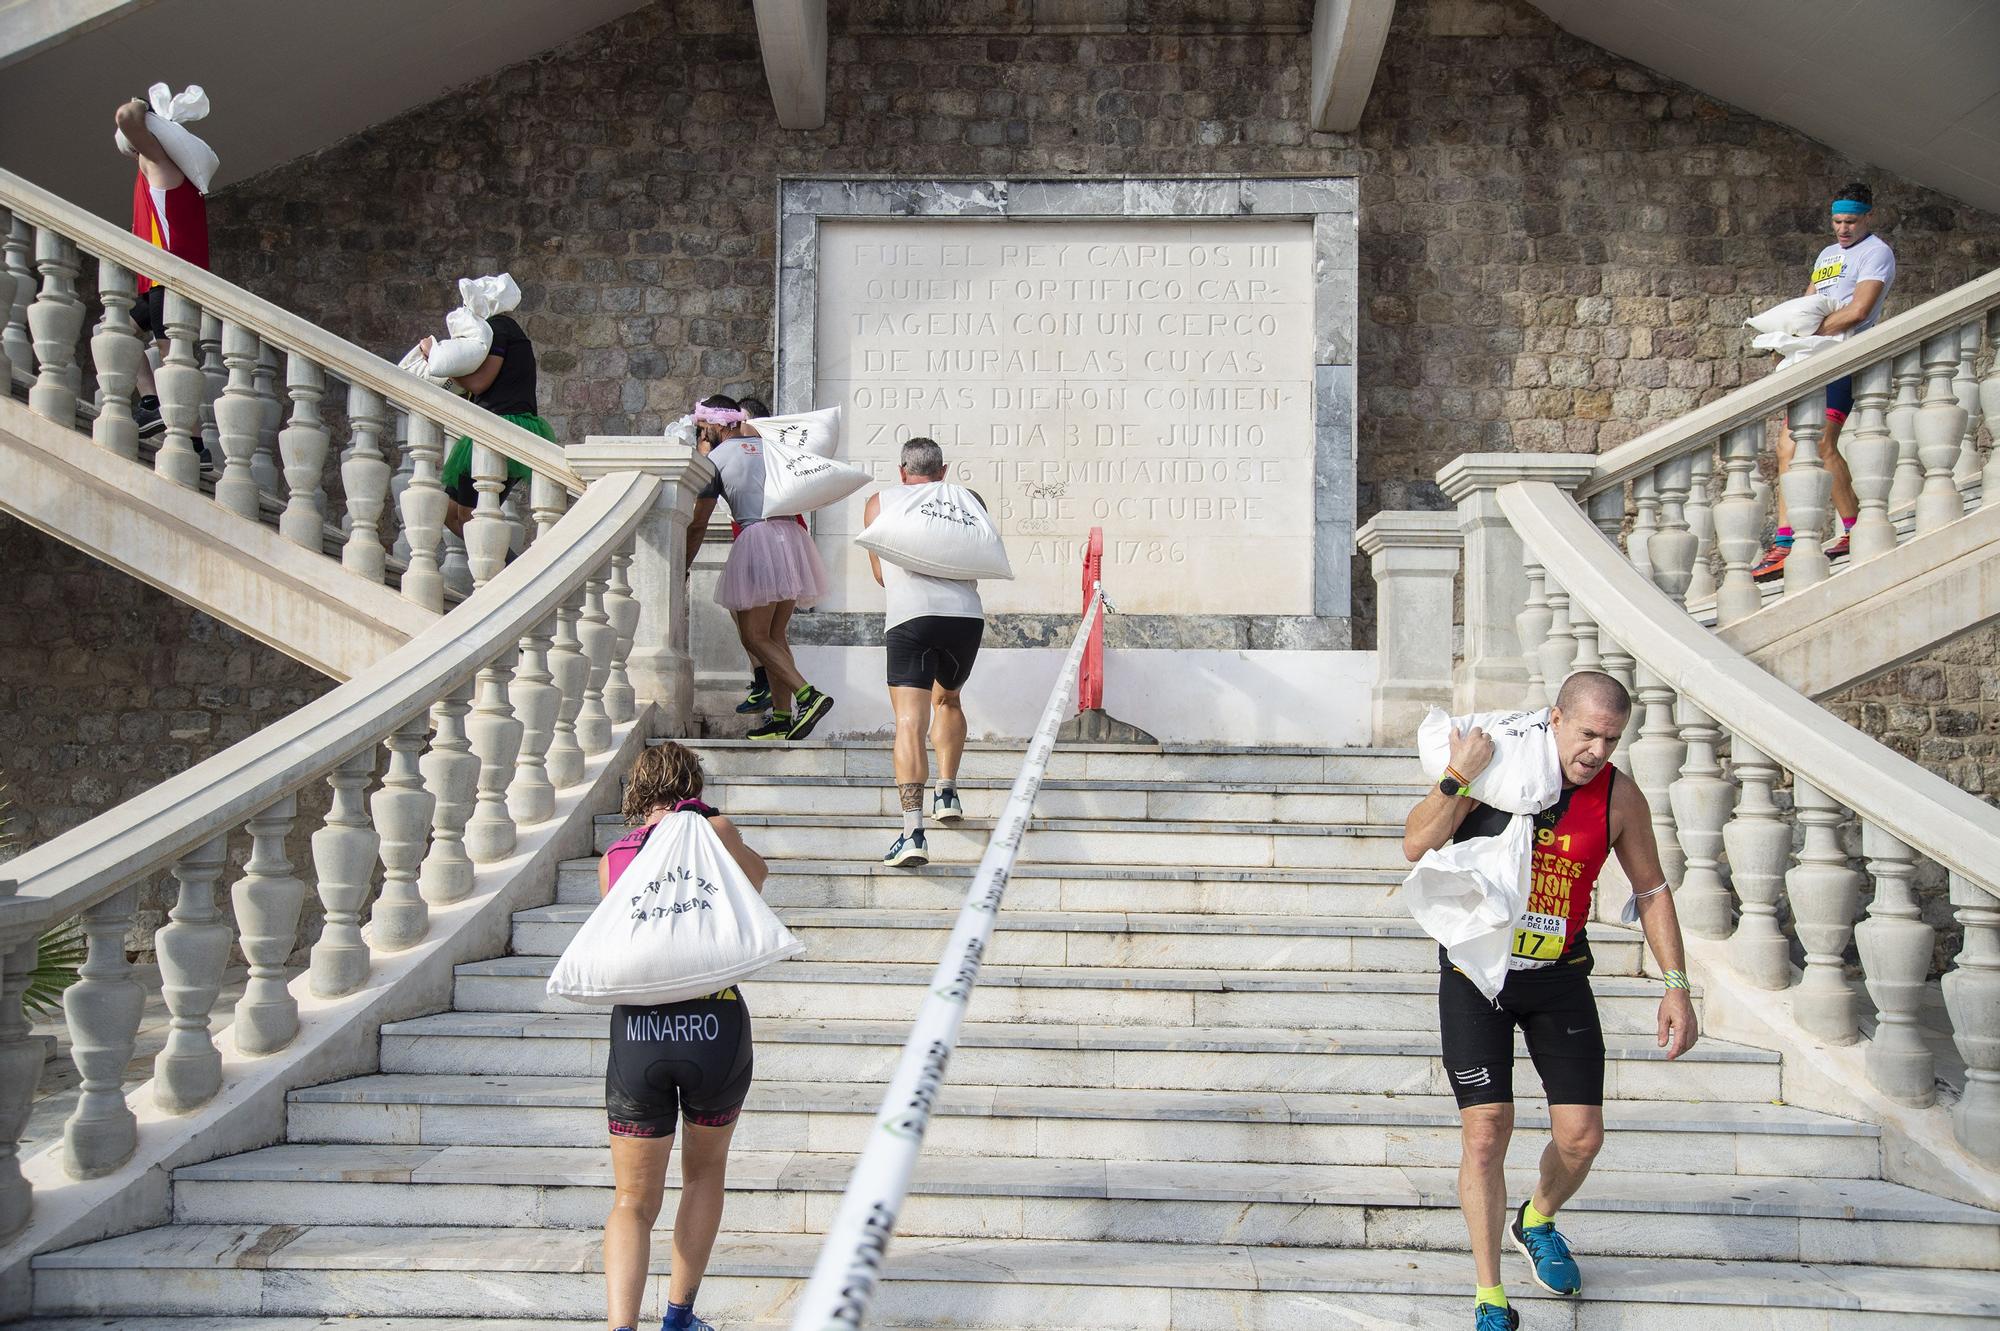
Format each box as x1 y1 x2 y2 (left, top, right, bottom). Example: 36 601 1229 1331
444 499 470 538
1773 414 1858 528
931 684 966 786
1773 417 1797 528
605 1133 671 1330
891 685 934 791
668 1120 738 1307
1458 1102 1514 1290
1529 1103 1604 1217
738 601 805 700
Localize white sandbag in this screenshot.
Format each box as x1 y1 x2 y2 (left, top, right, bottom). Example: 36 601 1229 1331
854 481 1014 581
760 431 870 518
423 307 495 378
1747 292 1845 368
113 83 219 194
665 413 699 449
1415 706 1558 814
1402 813 1534 1002
749 405 840 458
546 811 804 1006
397 343 454 390
458 272 521 320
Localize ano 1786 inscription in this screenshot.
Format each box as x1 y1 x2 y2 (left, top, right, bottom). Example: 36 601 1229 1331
813 217 1315 615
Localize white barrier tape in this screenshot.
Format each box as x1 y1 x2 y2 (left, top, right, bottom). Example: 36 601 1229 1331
788 588 1107 1331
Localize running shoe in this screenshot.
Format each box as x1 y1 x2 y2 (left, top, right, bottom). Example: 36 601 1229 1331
133 398 166 439
1474 1303 1519 1331
1824 526 1852 559
658 1314 716 1331
746 712 793 741
788 686 834 740
735 683 771 714
1511 1200 1581 1296
1749 543 1789 581
883 829 929 867
932 787 964 822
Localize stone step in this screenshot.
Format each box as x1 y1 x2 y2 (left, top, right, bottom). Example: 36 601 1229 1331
594 813 1415 869
696 775 1427 823
507 905 1648 975
375 1012 1783 1101
19 1323 811 1331
556 856 1417 916
678 738 1425 785
166 1144 1997 1268
453 956 1676 1030
34 1226 1997 1326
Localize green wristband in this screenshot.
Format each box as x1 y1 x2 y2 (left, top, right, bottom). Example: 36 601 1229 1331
1663 969 1690 991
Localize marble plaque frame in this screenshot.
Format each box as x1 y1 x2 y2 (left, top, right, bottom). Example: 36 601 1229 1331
774 176 1358 650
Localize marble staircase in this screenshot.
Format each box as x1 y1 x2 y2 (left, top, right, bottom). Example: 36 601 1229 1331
21 737 2000 1329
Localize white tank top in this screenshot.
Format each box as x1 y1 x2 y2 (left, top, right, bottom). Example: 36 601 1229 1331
883 561 982 630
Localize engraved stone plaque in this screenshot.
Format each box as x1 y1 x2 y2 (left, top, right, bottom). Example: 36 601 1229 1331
811 217 1317 616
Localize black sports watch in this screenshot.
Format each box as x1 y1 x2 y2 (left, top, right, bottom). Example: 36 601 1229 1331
1438 773 1470 799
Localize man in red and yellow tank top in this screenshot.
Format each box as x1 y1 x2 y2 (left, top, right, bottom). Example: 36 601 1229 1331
114 95 210 440
1402 671 1698 1331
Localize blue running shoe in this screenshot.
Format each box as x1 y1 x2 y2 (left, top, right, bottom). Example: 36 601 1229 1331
1474 1302 1519 1330
883 829 929 867
735 683 771 714
1511 1200 1581 1295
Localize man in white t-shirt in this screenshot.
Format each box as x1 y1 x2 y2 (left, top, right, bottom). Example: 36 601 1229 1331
1752 182 1896 580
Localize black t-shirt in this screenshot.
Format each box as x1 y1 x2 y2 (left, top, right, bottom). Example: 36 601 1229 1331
473 314 537 416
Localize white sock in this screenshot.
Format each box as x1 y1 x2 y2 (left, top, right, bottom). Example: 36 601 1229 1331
903 807 922 836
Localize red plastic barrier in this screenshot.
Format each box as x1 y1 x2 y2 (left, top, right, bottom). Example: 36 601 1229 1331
1079 526 1104 713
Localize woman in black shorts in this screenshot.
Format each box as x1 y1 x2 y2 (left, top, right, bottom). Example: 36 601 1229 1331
599 743 767 1331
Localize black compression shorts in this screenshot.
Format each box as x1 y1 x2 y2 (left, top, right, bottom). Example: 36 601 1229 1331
131 285 167 341
885 615 983 692
605 988 754 1137
1438 940 1604 1109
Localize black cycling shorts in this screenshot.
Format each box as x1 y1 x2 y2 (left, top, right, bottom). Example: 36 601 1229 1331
130 285 167 341
885 615 983 692
605 988 753 1137
1438 940 1604 1109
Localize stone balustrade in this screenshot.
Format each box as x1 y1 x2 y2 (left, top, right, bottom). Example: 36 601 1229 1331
0 171 584 615
0 459 704 1248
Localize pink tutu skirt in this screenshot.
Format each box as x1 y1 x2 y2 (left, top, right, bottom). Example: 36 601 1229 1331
715 518 830 611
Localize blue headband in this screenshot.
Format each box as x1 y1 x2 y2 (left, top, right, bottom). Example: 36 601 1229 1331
1831 199 1872 216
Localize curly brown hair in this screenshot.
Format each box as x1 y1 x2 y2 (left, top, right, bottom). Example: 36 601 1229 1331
621 742 705 824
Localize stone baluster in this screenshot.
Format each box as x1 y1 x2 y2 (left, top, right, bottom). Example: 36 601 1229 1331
605 537 641 724
232 796 306 1055
465 444 513 586
213 321 264 518
1647 456 1698 601
278 354 330 549
153 835 231 1113
1982 308 2000 506
465 653 524 862
1780 388 1833 592
531 472 569 541
390 412 416 565
1943 873 2000 1164
197 312 225 467
308 752 383 996
372 719 436 949
1668 700 1734 939
1628 666 1685 887
1537 577 1576 697
508 624 560 826
0 937 37 1241
1579 491 1636 764
1844 358 1899 561
576 569 617 755
1712 424 1763 625
252 340 284 500
1887 347 1925 512
1788 778 1863 1044
1721 739 1791 989
1515 563 1552 710
61 887 143 1178
1 212 33 385
1953 319 1984 495
399 415 448 611
26 226 83 425
1855 825 1936 1105
545 590 589 790
1914 330 1969 535
1627 475 1658 581
154 292 205 487
343 384 392 581
1565 598 1602 676
1684 450 1717 605
89 260 144 459
420 681 480 905
441 529 475 600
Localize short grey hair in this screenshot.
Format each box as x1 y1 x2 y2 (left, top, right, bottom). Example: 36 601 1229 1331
900 436 945 479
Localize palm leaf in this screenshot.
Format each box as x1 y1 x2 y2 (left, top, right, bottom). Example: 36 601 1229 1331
25 918 87 1019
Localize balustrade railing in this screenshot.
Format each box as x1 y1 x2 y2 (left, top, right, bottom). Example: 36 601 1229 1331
0 168 582 614
0 467 661 1245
